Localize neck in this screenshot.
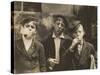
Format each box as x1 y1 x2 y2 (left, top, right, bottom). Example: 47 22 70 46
22 35 33 51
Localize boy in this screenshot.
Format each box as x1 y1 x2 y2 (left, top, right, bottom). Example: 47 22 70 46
14 16 46 73
69 20 96 69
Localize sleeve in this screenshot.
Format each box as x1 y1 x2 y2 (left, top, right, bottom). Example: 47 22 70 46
90 44 97 62
38 43 47 72
90 44 97 69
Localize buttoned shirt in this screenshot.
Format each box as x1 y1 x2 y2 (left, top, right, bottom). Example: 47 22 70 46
52 33 64 63
77 40 83 55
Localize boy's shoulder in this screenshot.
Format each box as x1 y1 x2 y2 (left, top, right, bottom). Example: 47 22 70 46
84 40 94 48
34 40 44 48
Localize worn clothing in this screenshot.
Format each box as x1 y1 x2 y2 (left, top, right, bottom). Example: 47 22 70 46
52 33 64 63
42 33 72 71
14 38 46 73
71 40 96 69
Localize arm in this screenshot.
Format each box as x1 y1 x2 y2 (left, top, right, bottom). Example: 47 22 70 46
38 43 47 72
90 44 97 69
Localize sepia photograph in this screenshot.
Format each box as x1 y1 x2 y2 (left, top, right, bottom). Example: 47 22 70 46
11 1 97 74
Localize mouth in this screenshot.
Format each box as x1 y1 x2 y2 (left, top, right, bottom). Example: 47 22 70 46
57 29 62 32
24 34 27 37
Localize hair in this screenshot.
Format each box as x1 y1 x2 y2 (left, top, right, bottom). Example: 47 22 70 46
53 15 68 25
70 20 85 33
20 16 39 29
52 15 69 33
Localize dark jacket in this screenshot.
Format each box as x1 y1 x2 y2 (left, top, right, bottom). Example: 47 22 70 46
14 38 46 73
71 40 97 70
42 34 73 71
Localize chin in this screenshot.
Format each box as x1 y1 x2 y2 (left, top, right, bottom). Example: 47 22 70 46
24 34 33 39
57 31 63 34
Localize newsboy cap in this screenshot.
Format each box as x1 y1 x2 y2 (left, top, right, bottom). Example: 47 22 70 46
20 16 39 27
69 20 82 33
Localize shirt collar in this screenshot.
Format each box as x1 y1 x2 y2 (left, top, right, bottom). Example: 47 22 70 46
52 32 64 39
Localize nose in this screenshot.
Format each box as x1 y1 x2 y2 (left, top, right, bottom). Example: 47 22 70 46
76 32 80 37
58 23 62 28
29 27 32 31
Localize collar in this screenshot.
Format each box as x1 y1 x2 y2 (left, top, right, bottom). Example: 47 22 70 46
52 32 64 39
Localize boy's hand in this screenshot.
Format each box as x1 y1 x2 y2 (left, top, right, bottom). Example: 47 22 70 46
48 58 59 70
69 38 80 51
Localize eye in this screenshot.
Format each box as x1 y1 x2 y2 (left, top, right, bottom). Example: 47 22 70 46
57 23 60 25
56 22 64 26
78 31 81 33
25 25 30 28
31 26 35 29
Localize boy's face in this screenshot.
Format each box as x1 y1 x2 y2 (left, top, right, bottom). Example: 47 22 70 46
22 21 36 39
54 18 65 35
73 24 85 40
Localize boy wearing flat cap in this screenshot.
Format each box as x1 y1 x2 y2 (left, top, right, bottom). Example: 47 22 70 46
68 20 97 70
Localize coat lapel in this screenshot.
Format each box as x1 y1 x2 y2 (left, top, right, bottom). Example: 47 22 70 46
60 39 64 49
49 37 55 58
79 40 89 64
27 40 35 56
48 34 66 58
59 38 65 54
74 45 80 61
16 38 29 58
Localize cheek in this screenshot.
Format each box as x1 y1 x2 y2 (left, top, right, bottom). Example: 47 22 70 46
31 29 36 33
61 26 64 29
23 28 30 33
54 25 58 30
78 33 84 39
80 32 84 36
